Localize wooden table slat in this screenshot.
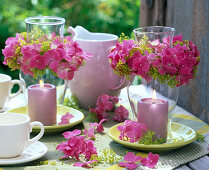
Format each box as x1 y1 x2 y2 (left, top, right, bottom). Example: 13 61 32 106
175 165 192 170
188 156 209 170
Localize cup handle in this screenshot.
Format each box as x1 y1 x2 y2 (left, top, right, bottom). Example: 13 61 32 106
9 80 22 99
28 121 44 145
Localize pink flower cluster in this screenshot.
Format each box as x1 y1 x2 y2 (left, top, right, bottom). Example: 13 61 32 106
2 32 91 80
108 34 200 87
89 94 129 122
118 152 159 170
83 119 106 139
56 129 97 160
58 112 74 125
117 120 147 143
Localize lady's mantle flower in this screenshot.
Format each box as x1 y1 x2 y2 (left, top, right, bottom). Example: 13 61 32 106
118 152 142 170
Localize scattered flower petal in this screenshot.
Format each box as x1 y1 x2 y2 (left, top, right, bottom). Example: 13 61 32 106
58 112 74 125
73 160 98 167
141 152 159 169
118 152 142 170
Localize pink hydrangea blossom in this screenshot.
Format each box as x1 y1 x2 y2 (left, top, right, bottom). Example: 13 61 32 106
2 32 91 80
89 94 120 120
141 152 159 168
83 126 96 139
58 112 74 125
117 120 147 143
89 119 107 132
112 105 129 122
84 140 97 160
118 152 142 170
73 160 98 168
56 129 97 160
62 129 81 139
108 34 200 87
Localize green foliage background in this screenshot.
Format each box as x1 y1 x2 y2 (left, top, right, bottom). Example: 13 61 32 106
0 0 140 83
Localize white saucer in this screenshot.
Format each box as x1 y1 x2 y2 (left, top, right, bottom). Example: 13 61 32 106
0 141 47 165
0 106 8 113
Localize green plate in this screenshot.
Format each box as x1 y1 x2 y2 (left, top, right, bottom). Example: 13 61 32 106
6 106 84 134
108 122 197 152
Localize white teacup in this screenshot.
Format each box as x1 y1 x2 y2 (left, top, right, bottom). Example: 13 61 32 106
0 113 44 158
0 74 22 109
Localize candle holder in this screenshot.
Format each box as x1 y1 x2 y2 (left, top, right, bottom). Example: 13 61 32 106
127 26 179 140
19 16 66 126
127 78 179 140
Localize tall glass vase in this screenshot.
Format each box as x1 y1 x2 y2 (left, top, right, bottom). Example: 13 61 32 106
128 26 179 140
20 16 66 126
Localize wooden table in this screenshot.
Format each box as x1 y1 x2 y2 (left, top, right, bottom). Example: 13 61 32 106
1 85 209 170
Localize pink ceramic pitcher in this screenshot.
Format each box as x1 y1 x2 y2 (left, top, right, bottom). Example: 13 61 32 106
68 26 129 110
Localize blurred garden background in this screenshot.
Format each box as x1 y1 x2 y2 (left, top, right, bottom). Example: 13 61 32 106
0 0 140 86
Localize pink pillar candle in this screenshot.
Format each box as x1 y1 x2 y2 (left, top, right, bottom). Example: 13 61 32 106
28 84 57 126
137 98 168 139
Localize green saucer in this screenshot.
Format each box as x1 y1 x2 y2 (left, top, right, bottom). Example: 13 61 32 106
6 106 84 134
108 122 197 152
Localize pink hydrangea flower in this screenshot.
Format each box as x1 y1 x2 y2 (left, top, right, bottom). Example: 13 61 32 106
117 120 147 143
2 32 91 80
83 126 96 139
84 140 97 160
89 94 119 120
62 129 81 139
108 34 200 87
73 160 98 168
58 112 74 125
141 152 159 168
56 129 98 161
112 105 129 122
89 119 107 132
118 152 142 170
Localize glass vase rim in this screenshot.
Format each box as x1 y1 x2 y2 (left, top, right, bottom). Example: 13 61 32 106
133 26 175 34
25 16 65 25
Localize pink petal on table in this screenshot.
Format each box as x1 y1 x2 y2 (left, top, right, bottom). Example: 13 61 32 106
118 162 138 170
97 119 107 132
141 152 159 168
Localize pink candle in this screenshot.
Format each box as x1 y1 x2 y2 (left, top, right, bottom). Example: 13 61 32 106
137 98 168 139
28 83 57 126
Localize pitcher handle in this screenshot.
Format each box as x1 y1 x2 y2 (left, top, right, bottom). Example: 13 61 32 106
109 76 128 91
68 26 78 39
